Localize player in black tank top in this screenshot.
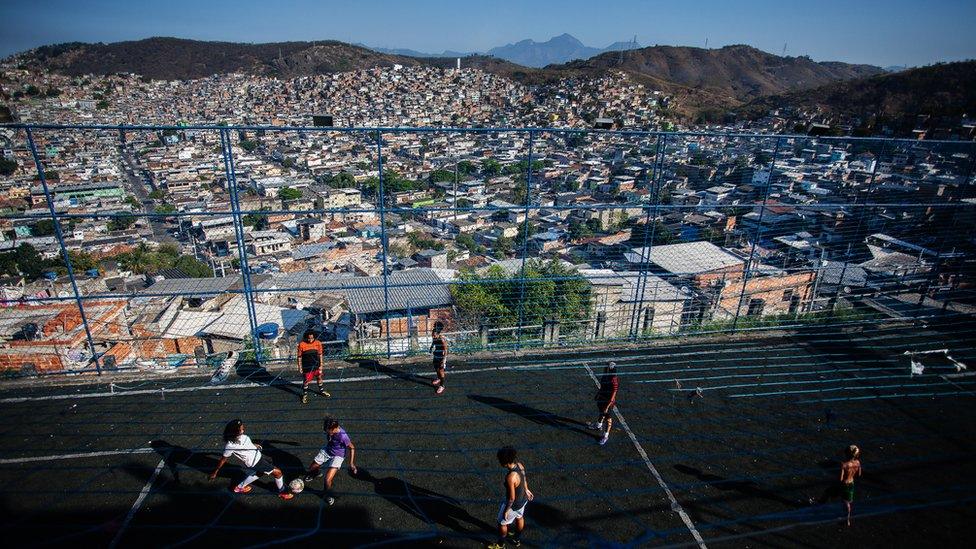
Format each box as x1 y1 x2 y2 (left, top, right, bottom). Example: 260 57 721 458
493 446 534 547
430 320 448 394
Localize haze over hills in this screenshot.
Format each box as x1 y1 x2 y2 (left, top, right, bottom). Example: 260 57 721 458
362 33 640 66
485 33 641 67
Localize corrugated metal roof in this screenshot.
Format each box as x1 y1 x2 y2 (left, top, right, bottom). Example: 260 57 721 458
578 269 685 303
628 241 743 275
258 268 452 314
139 276 240 298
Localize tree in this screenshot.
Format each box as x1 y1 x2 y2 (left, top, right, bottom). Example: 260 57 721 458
45 88 61 97
67 250 97 272
96 100 109 110
515 222 536 247
330 172 356 188
242 209 269 230
174 255 213 278
5 243 46 280
407 231 445 251
493 236 514 258
154 203 176 214
456 233 477 253
702 227 724 244
0 158 16 176
512 180 528 205
30 219 56 237
148 189 165 200
125 195 141 208
25 85 40 96
568 220 593 241
450 260 591 333
240 139 259 152
457 160 477 176
278 186 303 201
628 220 675 246
481 158 501 177
429 169 455 183
107 213 137 232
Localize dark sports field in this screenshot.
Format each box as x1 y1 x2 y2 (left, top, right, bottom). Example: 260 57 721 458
1 319 975 548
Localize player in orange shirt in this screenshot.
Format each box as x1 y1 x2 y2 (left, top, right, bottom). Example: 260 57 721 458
297 330 328 404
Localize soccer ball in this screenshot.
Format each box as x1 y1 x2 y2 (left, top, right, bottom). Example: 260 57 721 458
289 478 304 494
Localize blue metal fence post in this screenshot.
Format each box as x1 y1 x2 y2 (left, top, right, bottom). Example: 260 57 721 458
218 128 262 359
628 133 668 340
515 130 535 350
376 130 392 359
732 136 782 331
24 127 102 373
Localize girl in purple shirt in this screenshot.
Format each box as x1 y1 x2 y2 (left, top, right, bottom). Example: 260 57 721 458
304 416 357 506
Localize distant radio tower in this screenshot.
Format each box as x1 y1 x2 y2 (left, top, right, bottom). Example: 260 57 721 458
783 42 788 56
705 37 709 49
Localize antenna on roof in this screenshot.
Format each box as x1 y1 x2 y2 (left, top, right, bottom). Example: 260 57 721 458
782 42 787 56
705 37 709 49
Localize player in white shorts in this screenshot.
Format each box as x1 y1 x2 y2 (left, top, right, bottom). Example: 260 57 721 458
490 446 533 548
304 416 357 506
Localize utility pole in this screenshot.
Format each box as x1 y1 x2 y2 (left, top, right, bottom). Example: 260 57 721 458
453 144 459 226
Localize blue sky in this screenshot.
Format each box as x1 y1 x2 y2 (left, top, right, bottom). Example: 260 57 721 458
2 0 974 67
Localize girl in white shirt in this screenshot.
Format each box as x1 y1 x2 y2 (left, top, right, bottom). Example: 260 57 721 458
209 419 294 500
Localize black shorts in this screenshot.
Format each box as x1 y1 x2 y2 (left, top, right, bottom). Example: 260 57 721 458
300 350 321 372
246 455 275 476
433 357 446 370
597 400 614 417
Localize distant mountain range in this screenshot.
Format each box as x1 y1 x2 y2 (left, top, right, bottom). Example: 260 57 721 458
485 33 641 67
362 33 641 67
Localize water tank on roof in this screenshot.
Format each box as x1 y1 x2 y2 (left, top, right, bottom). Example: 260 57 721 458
22 322 38 341
43 271 58 281
86 268 99 278
256 323 279 340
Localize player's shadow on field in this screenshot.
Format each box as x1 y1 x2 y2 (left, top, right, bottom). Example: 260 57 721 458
352 467 494 538
355 359 431 387
467 395 592 436
235 358 301 396
674 464 802 508
259 440 305 478
149 440 223 484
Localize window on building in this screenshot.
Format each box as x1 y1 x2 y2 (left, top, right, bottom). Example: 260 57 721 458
747 298 765 316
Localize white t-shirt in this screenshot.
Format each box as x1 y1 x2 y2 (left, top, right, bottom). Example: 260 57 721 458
223 434 261 468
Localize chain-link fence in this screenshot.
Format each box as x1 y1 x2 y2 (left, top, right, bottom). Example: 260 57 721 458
0 124 973 379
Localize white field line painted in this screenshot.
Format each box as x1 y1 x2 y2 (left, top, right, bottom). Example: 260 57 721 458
109 458 165 549
939 374 976 395
583 363 706 548
0 447 155 465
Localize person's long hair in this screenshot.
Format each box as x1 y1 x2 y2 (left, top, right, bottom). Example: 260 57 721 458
223 419 243 442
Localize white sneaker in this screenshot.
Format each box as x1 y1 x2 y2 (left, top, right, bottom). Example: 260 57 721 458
599 434 609 445
327 497 335 506
588 422 603 431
